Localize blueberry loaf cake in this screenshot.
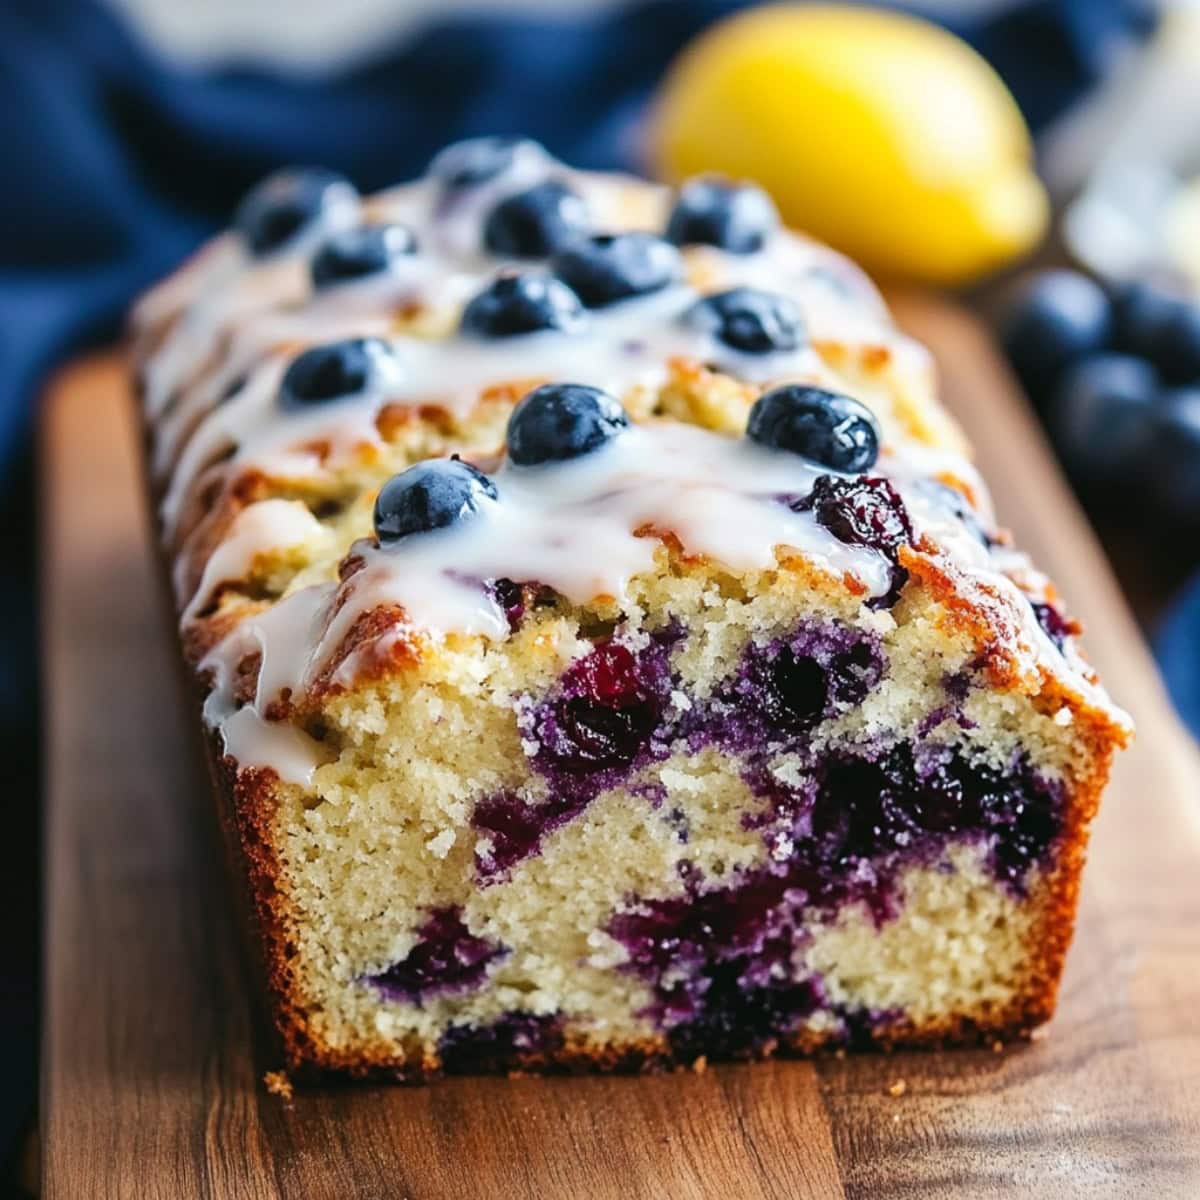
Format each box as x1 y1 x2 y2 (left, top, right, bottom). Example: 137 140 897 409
132 137 1131 1078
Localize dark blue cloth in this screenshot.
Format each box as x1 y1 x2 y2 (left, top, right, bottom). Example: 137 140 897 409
0 0 1161 1174
1157 576 1200 739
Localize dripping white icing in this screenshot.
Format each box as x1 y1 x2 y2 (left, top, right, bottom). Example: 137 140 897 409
219 706 324 788
159 346 409 542
134 153 903 480
179 499 327 620
192 415 1083 782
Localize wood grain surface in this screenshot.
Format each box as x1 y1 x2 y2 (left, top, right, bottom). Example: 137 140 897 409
39 294 1200 1199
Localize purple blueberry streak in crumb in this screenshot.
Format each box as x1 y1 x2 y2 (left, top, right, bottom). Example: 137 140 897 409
667 968 824 1061
691 621 885 751
917 672 978 737
474 630 679 882
365 906 505 1004
609 739 1062 1046
608 877 828 1054
749 741 1064 902
525 630 679 776
472 788 590 882
437 1012 563 1074
529 637 673 773
942 669 973 703
792 475 914 607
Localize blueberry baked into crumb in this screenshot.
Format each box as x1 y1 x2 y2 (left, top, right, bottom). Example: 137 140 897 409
132 139 1131 1080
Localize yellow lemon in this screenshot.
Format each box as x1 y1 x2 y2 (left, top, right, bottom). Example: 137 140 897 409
653 3 1049 285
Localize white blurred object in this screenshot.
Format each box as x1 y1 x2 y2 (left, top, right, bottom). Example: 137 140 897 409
108 0 623 69
1051 1 1200 284
108 0 1020 70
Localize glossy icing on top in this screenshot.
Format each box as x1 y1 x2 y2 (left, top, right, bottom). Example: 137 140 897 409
135 141 1122 781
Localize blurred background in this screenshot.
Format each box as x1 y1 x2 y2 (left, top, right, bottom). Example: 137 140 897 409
5 0 1200 1191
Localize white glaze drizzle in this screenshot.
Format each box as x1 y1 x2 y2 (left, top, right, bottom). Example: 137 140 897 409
200 587 334 786
155 280 833 543
179 498 327 621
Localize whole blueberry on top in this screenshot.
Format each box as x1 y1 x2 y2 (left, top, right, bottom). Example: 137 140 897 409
460 272 586 338
234 168 358 257
506 383 629 466
1001 270 1111 399
747 385 880 473
665 176 779 254
310 223 417 288
278 338 397 410
427 136 540 190
483 181 589 258
1048 352 1158 486
552 233 683 307
374 458 498 544
685 287 805 354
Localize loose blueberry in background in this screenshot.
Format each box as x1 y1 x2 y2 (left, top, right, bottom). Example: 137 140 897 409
374 458 498 544
747 385 880 473
310 223 417 288
1109 279 1200 382
460 272 586 338
1001 270 1111 399
685 287 805 355
507 383 629 466
552 233 683 307
1153 300 1200 384
1149 388 1200 522
484 181 589 258
427 135 537 190
1048 352 1158 486
665 176 779 254
234 168 358 257
278 338 397 410
1110 280 1179 357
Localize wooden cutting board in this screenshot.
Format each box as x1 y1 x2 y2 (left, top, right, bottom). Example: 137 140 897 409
39 294 1200 1199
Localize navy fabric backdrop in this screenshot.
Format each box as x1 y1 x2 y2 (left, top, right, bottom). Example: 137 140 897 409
0 0 1168 1176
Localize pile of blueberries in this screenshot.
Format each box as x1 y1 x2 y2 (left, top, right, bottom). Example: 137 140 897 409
1002 269 1200 526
